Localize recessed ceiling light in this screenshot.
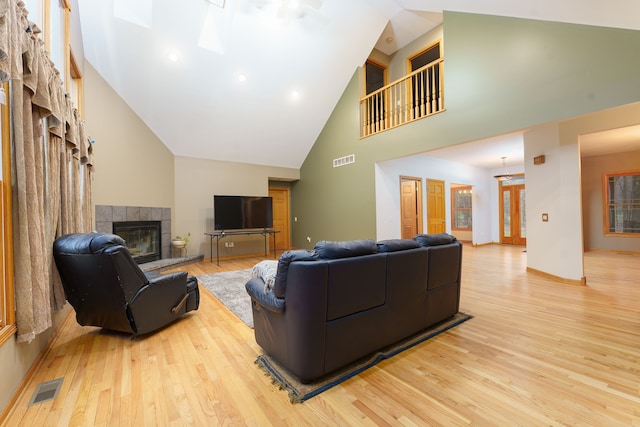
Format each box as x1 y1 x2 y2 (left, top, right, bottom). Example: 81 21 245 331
291 90 300 99
168 51 179 62
238 73 247 82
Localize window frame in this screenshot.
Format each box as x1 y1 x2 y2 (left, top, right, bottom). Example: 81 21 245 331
451 185 473 232
406 40 442 73
364 59 387 95
602 170 640 237
0 81 16 345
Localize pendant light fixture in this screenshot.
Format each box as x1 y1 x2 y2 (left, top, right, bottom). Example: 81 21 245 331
493 157 513 181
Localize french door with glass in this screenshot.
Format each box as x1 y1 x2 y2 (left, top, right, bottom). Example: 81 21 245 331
500 177 526 245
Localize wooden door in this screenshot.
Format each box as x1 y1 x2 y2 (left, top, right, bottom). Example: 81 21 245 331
400 177 422 239
268 188 290 253
500 183 526 245
427 179 446 234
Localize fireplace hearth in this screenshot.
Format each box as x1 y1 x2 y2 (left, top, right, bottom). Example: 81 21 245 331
113 220 161 264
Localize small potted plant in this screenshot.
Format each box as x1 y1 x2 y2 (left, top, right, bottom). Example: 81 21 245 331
171 232 190 249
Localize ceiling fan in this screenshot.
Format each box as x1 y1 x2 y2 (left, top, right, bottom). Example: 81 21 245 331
199 0 324 53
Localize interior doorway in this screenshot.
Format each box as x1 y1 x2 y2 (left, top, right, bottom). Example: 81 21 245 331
427 179 446 234
400 177 423 238
268 187 290 253
499 176 526 245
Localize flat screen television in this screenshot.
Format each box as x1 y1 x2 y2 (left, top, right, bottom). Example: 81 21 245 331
214 195 273 230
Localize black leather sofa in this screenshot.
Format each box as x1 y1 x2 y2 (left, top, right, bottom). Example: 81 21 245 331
245 233 462 383
53 232 200 335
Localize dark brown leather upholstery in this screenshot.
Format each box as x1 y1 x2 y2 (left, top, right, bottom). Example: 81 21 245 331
246 235 462 383
53 232 199 335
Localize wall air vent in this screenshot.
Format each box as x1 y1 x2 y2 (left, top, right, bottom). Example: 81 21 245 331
333 154 355 168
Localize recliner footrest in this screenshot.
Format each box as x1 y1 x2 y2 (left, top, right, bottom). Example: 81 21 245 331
186 276 200 312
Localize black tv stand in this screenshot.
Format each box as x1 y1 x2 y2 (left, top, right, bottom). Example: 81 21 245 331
204 229 280 265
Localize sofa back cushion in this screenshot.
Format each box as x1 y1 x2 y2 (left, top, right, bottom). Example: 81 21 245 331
273 249 318 298
377 239 420 252
414 233 457 247
427 242 462 290
325 254 387 321
314 239 377 259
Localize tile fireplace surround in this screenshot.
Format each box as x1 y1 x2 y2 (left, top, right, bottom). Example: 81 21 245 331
95 205 171 260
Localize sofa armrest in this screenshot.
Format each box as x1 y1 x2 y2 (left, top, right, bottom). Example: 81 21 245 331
246 277 285 313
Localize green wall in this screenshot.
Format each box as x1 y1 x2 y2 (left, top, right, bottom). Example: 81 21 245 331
291 12 640 248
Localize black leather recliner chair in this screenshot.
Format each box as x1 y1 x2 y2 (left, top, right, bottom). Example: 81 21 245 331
53 232 200 335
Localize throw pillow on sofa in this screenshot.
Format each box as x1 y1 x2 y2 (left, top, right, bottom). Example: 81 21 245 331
251 260 278 293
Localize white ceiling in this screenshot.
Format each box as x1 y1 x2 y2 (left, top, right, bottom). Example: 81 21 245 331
421 124 640 170
418 132 525 169
580 125 640 158
77 0 640 170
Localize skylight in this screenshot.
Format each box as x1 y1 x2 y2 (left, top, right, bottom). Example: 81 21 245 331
113 0 152 29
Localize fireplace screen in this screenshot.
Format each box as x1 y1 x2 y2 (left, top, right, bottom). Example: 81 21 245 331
112 221 161 264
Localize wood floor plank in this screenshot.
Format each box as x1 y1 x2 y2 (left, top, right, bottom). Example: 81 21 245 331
2 246 640 425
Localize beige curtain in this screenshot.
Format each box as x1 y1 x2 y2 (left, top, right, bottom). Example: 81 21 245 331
1 0 94 342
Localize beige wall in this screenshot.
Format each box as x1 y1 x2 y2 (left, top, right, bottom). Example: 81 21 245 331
174 156 298 259
0 308 70 415
84 61 299 257
84 62 175 212
582 150 640 252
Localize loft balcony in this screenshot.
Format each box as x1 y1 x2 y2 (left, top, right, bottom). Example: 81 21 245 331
360 58 444 138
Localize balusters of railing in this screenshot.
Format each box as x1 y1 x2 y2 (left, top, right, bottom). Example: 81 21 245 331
360 58 444 137
438 61 444 111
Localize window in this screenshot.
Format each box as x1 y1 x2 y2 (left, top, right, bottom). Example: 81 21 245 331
69 50 83 114
451 186 472 230
408 42 441 117
1 0 75 345
1 82 16 345
365 60 386 95
48 0 64 70
363 60 387 131
604 171 640 236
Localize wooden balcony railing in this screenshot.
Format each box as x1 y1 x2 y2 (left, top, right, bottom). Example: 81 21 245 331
360 58 444 138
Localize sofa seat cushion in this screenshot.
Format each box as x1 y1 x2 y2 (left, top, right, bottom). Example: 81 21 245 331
314 239 377 259
414 233 457 247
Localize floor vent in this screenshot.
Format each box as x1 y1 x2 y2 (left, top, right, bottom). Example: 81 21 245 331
333 154 355 168
28 378 64 406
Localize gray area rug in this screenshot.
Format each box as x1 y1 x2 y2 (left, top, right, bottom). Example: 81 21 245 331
198 269 254 328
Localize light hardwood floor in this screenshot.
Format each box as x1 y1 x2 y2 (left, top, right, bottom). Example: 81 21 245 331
2 245 639 426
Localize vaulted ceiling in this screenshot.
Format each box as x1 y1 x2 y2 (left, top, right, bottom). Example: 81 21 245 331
77 0 640 169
